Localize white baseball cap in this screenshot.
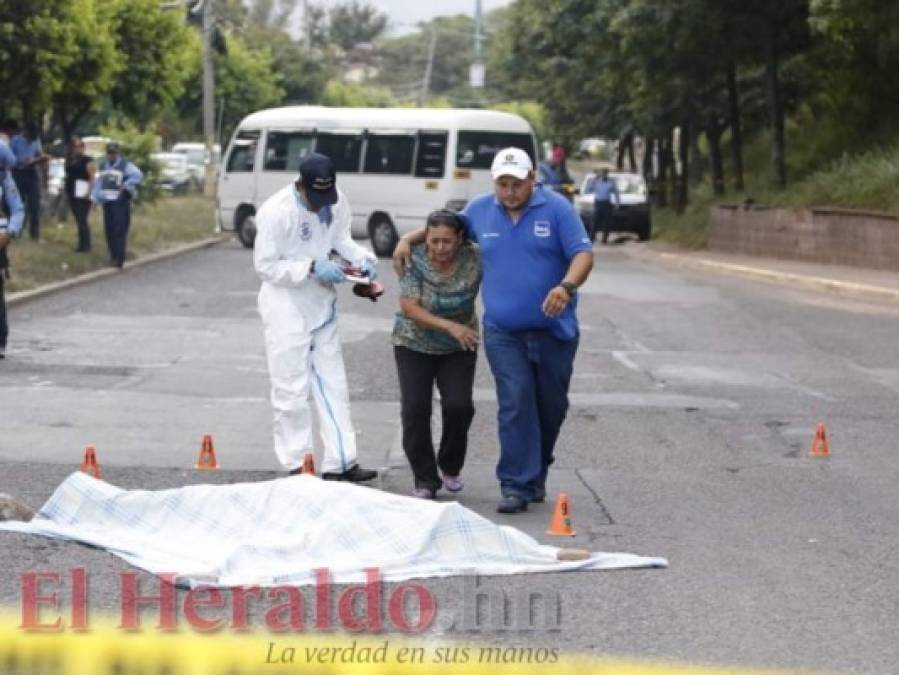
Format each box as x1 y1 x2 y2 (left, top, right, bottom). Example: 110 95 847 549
490 147 533 179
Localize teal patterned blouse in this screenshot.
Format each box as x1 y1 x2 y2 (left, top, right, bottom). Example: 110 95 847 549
392 241 482 355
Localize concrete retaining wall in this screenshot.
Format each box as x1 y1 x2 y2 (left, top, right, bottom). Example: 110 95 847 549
709 205 899 270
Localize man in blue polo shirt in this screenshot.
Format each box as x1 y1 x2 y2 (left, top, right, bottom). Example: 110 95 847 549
393 147 593 513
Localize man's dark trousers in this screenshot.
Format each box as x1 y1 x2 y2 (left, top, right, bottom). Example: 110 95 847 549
13 169 40 240
103 196 131 267
593 200 613 244
484 326 578 500
0 248 8 352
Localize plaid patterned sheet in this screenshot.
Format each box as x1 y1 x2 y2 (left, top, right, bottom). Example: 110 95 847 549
0 472 667 587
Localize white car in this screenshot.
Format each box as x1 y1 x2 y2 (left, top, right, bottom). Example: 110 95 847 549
574 172 652 241
151 152 192 195
172 142 216 190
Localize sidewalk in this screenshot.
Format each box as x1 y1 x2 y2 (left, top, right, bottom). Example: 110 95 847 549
6 236 227 307
628 243 899 303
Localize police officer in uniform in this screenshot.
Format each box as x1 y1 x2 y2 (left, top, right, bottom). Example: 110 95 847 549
91 143 143 268
0 134 25 359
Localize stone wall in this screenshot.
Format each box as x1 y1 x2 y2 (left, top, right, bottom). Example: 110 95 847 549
709 205 899 270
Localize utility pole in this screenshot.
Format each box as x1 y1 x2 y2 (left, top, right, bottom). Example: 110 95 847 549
419 27 437 107
198 0 216 197
470 0 485 88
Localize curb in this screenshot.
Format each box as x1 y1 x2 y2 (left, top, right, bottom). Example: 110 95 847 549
7 235 228 307
629 247 899 303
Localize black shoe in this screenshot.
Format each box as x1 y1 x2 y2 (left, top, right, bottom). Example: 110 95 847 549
531 487 546 503
497 494 528 514
287 467 303 476
322 464 377 482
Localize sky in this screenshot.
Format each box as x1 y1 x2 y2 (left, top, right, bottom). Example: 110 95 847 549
300 0 514 35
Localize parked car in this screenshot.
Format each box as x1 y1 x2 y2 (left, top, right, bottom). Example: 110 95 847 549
574 171 652 241
152 152 192 195
172 142 207 190
42 157 68 221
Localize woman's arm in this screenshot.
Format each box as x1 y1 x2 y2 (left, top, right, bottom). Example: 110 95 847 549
399 297 479 351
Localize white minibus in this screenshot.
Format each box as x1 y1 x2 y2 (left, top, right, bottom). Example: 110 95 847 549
216 106 538 255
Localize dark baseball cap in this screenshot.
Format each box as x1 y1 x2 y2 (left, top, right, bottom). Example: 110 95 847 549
299 152 338 208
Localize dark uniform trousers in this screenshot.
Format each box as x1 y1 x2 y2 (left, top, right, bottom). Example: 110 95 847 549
103 195 131 267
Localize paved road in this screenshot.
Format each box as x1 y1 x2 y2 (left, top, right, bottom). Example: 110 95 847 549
3 239 899 673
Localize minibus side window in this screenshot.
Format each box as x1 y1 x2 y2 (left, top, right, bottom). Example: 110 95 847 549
225 131 260 173
456 131 536 169
414 132 448 178
363 135 415 174
264 131 314 172
315 133 363 172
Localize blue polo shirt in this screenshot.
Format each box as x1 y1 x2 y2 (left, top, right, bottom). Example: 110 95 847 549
462 185 592 340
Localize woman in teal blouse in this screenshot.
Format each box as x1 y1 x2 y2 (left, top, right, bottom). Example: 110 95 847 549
392 210 482 499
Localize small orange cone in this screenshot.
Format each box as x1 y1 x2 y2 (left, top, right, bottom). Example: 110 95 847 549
301 452 316 476
546 493 575 536
195 434 218 470
809 422 830 457
81 446 101 479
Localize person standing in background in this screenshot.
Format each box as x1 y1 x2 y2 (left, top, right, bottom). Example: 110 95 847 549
0 150 25 359
92 142 142 268
10 121 47 241
65 136 95 253
592 168 619 244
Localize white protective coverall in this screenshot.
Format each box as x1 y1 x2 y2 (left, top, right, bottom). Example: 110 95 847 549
253 184 376 473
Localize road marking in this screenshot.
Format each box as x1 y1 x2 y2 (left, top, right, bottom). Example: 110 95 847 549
472 388 738 410
611 350 642 372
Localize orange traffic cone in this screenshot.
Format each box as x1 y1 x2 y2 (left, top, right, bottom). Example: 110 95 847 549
81 446 101 479
809 422 830 457
301 452 316 476
546 493 575 536
196 434 218 470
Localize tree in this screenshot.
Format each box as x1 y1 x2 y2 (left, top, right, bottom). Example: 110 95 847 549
0 0 76 121
328 0 388 52
106 0 194 129
52 0 119 141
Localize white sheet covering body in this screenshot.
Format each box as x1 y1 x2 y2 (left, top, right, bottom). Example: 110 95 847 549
0 472 667 587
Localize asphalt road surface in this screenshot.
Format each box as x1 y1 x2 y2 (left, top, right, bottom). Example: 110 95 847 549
3 238 899 673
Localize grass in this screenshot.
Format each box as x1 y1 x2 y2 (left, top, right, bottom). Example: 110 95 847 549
6 194 219 293
653 130 899 249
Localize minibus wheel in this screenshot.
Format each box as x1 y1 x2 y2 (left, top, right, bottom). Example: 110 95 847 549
369 214 398 257
237 210 257 249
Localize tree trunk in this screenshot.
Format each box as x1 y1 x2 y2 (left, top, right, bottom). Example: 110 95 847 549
676 119 691 213
657 130 674 208
765 29 787 189
707 119 725 197
726 60 745 191
626 134 637 173
642 136 654 176
616 132 628 170
642 136 655 202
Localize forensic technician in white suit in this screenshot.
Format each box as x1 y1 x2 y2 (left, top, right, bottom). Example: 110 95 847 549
253 152 378 481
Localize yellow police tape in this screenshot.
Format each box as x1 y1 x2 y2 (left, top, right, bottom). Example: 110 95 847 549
0 613 793 675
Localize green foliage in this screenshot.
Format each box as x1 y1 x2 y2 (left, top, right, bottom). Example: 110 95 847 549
0 0 77 118
214 37 285 140
106 0 193 128
320 81 396 108
490 101 547 142
328 0 388 52
52 0 119 138
99 119 163 201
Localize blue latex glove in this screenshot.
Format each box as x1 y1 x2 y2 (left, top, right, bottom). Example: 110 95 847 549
361 259 378 281
313 258 346 284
